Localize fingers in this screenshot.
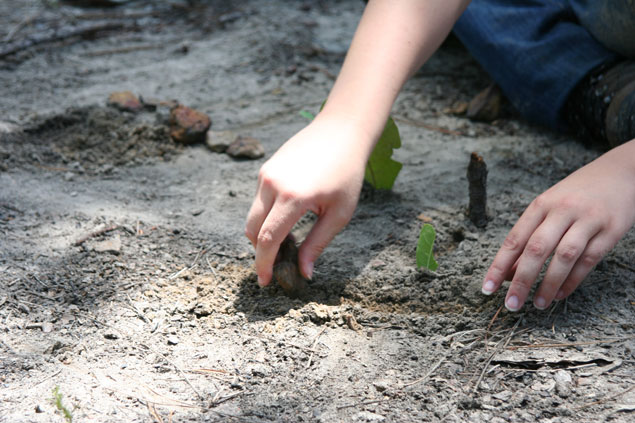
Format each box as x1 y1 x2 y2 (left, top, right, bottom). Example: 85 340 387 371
482 199 548 295
298 207 353 279
532 220 603 309
554 233 616 300
503 214 575 311
245 186 275 246
254 198 307 287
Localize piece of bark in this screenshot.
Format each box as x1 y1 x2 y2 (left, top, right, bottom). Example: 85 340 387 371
273 234 308 298
467 84 502 122
467 152 488 228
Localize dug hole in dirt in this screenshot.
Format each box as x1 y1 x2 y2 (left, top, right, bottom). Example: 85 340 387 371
1 1 633 422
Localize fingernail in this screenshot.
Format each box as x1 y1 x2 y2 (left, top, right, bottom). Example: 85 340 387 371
257 276 266 287
506 295 521 312
555 289 566 300
304 262 314 280
534 296 547 310
482 280 496 295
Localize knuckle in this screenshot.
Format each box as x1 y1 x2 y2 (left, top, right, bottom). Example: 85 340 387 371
525 239 546 258
257 228 276 247
555 244 580 263
512 277 534 292
531 193 549 210
579 249 604 267
502 232 521 251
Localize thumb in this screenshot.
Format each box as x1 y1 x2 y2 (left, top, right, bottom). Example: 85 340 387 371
298 209 351 279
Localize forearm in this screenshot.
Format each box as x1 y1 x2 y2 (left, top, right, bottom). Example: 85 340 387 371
319 0 470 156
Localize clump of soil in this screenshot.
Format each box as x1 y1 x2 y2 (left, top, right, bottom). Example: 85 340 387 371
2 105 182 173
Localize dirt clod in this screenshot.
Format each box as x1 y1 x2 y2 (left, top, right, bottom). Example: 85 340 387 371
226 135 265 159
205 129 237 153
169 105 211 144
107 91 143 112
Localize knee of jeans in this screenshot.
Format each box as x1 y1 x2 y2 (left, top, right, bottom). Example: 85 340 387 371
575 0 635 58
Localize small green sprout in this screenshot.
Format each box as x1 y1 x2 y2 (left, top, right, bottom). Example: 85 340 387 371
416 223 438 271
51 386 73 423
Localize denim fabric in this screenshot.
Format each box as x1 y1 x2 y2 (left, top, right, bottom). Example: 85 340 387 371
453 0 633 130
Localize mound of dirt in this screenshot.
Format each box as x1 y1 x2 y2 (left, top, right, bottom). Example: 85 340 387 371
2 105 183 174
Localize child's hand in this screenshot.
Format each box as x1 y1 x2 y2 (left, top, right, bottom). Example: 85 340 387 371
482 140 635 311
245 114 372 287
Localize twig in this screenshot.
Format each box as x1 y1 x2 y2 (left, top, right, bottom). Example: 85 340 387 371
473 315 523 393
140 343 205 402
81 43 164 57
306 326 327 369
1 22 128 59
336 399 389 411
506 336 635 350
73 224 119 246
403 354 447 388
485 305 504 351
467 152 488 228
575 385 635 410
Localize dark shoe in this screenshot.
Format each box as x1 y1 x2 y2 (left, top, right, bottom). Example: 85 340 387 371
565 60 635 148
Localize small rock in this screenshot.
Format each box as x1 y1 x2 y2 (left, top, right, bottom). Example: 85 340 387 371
205 129 237 153
64 172 74 182
169 105 211 144
492 390 512 401
553 370 572 385
167 336 179 345
34 405 44 413
0 121 18 134
93 234 122 255
354 411 385 422
104 332 119 340
372 379 390 392
226 135 265 159
107 91 143 112
41 322 54 333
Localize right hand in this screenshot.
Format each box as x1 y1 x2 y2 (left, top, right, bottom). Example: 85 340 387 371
245 114 372 287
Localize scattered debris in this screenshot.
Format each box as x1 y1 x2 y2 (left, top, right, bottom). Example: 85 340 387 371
169 105 211 144
107 91 143 112
225 135 265 159
466 83 502 122
205 129 237 153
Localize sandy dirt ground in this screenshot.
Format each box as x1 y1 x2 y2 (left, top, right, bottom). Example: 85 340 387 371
1 1 634 422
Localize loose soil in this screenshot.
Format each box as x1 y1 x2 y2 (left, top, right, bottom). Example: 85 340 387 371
1 1 633 422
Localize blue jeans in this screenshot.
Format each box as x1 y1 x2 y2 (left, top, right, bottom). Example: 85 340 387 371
453 0 635 130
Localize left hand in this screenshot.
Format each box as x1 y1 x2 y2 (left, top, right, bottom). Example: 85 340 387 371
482 140 635 311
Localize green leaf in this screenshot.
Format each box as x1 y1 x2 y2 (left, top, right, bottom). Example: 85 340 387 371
416 223 438 271
364 117 403 189
299 110 315 120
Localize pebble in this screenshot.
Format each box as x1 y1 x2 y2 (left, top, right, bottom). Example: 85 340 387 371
167 336 179 345
226 135 265 159
169 105 211 144
92 234 122 255
354 411 385 422
205 129 237 153
107 91 143 112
